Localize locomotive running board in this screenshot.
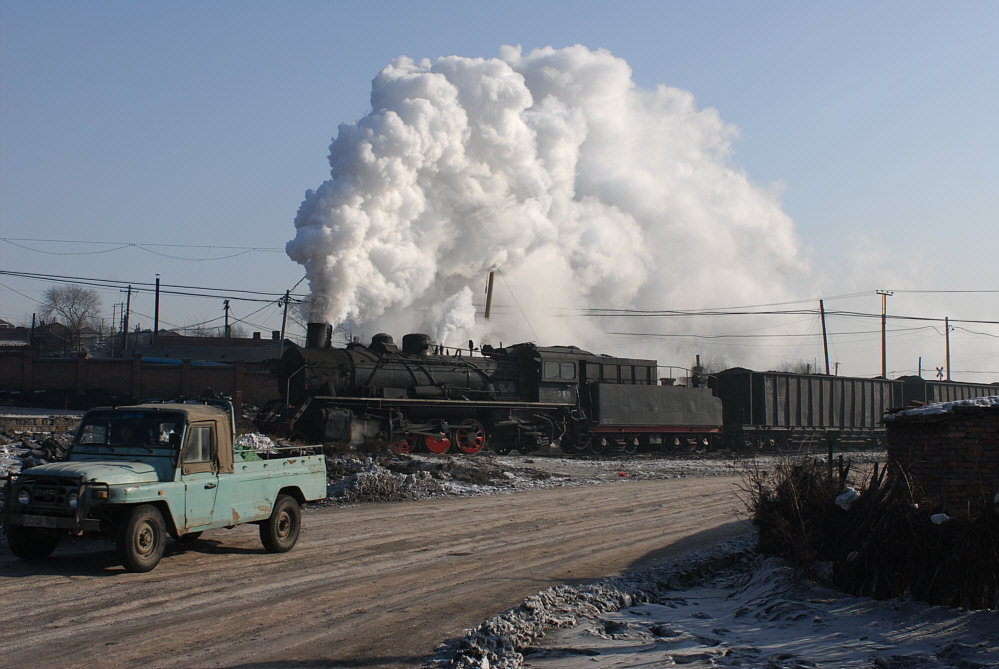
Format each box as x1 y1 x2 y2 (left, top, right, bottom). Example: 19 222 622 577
306 396 572 410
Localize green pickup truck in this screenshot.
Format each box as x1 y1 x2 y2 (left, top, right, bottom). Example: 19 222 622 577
2 399 326 572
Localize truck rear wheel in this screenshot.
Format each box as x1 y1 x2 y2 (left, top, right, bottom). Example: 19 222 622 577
7 525 60 560
117 504 166 572
260 494 300 553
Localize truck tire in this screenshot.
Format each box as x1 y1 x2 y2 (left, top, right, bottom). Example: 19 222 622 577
117 504 166 572
260 494 300 553
7 525 60 560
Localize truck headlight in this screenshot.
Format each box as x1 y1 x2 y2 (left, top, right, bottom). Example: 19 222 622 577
67 490 80 509
16 488 31 505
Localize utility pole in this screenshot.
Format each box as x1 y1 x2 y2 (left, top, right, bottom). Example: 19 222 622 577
224 299 231 338
484 270 495 319
279 290 290 356
945 316 952 381
819 299 830 375
154 274 160 338
122 285 132 352
876 289 892 378
111 303 117 356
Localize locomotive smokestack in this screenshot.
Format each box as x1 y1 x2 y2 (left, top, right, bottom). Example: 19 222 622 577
306 322 330 349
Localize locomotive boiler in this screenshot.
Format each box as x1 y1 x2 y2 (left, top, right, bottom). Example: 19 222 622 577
257 322 723 454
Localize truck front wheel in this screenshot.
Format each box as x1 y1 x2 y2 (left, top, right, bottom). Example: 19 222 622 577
7 525 60 560
260 494 300 553
117 505 166 572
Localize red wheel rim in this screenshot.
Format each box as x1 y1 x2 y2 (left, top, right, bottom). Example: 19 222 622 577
392 434 417 454
424 434 451 454
456 420 486 454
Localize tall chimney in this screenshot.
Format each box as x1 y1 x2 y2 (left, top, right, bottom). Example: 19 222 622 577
306 322 329 349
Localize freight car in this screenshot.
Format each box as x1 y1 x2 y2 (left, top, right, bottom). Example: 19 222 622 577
256 323 722 455
895 376 999 406
712 367 899 450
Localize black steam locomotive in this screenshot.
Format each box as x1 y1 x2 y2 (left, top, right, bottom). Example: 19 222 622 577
256 323 722 454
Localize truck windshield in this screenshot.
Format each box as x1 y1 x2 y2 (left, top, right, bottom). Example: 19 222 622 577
74 410 186 453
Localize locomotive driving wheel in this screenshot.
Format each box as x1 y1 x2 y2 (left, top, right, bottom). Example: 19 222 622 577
455 420 486 454
424 433 451 454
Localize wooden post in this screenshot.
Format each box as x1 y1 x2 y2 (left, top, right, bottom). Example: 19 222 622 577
484 271 495 319
820 299 830 375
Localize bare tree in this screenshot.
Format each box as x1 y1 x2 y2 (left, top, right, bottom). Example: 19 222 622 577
775 359 816 374
42 285 103 330
41 285 103 347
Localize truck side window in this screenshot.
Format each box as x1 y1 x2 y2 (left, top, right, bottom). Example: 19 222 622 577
183 426 215 463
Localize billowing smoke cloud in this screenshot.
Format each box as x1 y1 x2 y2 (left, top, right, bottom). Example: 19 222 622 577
288 45 810 360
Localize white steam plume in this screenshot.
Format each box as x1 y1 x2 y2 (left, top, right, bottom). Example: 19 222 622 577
288 45 810 359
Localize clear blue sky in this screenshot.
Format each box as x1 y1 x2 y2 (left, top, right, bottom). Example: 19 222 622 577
1 1 996 380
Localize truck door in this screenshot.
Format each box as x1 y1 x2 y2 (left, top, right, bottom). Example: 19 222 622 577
180 422 219 528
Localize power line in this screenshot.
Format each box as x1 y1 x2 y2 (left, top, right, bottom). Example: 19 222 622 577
0 270 308 304
1 237 284 251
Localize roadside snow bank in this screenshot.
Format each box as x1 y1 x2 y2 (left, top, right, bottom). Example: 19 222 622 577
433 538 999 669
431 535 755 668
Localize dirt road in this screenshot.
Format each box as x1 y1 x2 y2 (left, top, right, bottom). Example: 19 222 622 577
1 475 748 668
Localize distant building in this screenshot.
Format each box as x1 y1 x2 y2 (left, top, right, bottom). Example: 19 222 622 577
134 329 293 363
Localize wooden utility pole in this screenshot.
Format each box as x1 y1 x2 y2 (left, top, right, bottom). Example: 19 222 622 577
224 299 231 338
484 271 495 319
279 290 290 356
876 289 892 377
154 274 160 337
819 299 830 375
945 316 951 381
122 285 132 352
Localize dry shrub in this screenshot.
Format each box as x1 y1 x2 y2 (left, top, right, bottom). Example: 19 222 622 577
743 457 999 609
740 457 845 572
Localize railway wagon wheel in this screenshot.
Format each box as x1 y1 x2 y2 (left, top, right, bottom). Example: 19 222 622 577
455 420 486 454
424 433 451 454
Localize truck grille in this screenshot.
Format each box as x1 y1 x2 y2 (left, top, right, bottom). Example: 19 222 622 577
13 476 80 516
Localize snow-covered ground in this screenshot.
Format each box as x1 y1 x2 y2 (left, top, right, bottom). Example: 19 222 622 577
435 538 999 669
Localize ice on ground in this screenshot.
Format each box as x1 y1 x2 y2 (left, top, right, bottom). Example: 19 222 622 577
437 544 999 669
525 556 999 668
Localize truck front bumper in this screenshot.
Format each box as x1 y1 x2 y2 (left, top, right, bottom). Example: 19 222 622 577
7 512 101 532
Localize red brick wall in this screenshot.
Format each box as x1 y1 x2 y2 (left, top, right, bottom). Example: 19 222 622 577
0 350 280 409
887 412 999 517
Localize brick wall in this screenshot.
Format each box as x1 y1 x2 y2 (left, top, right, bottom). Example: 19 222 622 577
0 350 280 410
886 410 999 517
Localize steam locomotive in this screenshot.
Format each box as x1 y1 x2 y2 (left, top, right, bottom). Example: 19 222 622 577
256 323 722 454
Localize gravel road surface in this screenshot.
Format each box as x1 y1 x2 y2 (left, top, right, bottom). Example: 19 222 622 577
1 475 747 668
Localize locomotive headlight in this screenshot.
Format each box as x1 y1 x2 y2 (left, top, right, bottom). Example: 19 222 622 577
16 488 31 505
66 490 80 509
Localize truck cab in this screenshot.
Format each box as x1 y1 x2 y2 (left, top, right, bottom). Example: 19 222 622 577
3 400 326 572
